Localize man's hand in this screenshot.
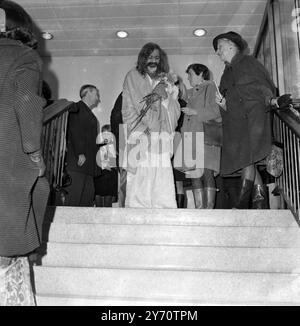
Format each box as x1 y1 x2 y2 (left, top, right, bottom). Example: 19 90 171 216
153 82 168 99
77 154 86 166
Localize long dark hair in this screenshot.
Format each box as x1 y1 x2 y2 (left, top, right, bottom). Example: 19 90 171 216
0 0 37 48
136 42 169 76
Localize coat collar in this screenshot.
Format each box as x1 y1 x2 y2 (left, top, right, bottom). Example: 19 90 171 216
226 53 244 68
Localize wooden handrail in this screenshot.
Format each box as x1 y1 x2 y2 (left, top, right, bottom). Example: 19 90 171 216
43 98 74 124
274 100 300 137
42 99 74 205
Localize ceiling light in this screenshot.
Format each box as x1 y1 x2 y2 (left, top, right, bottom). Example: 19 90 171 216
41 32 53 40
116 30 128 39
193 28 207 37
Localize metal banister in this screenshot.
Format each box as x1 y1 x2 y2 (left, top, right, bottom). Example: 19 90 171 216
273 100 300 220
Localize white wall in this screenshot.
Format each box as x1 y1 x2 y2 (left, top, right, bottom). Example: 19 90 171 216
42 54 225 126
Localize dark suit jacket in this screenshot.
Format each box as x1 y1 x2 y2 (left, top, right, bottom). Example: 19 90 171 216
0 39 49 256
66 101 99 176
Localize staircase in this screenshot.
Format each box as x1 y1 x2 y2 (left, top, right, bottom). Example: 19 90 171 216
34 207 300 305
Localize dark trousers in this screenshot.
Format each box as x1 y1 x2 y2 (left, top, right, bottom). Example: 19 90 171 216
118 168 127 207
64 170 95 206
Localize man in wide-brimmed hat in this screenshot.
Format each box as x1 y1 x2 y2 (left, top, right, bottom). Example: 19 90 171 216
213 31 292 209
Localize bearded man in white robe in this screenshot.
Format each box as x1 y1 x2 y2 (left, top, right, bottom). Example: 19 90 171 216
121 42 180 208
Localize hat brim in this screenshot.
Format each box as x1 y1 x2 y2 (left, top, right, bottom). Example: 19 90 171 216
213 33 245 52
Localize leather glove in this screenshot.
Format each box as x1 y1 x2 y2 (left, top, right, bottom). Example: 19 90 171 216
275 94 292 110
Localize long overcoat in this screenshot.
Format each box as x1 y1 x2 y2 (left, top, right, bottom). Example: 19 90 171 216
219 54 276 175
0 39 49 256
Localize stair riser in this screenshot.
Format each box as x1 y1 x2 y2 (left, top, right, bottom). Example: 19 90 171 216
46 207 297 227
36 295 297 306
44 224 300 247
34 267 300 303
41 243 300 273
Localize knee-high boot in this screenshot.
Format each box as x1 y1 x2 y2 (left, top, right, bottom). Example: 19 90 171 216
192 188 205 209
176 194 185 208
205 187 217 209
234 178 254 209
251 184 269 209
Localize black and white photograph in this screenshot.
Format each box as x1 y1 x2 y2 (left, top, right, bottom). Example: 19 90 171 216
0 0 300 309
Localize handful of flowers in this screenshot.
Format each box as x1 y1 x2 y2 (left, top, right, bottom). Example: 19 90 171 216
130 72 178 132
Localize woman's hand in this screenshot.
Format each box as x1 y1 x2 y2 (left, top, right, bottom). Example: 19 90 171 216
216 93 226 111
181 107 197 116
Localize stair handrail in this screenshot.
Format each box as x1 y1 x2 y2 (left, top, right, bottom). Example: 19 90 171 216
43 98 74 125
272 99 300 221
42 99 74 205
273 99 300 136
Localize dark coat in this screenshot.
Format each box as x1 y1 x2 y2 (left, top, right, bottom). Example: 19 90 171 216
219 54 276 175
66 101 99 176
0 39 49 256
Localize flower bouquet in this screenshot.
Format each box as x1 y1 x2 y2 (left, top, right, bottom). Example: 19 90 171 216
130 72 178 132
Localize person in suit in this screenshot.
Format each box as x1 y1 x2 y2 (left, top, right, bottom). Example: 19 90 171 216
0 0 49 305
64 84 100 206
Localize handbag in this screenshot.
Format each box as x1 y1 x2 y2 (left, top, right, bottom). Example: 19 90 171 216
265 111 284 178
265 142 283 177
203 119 222 146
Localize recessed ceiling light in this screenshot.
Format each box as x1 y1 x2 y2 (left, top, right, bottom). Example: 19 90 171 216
41 32 53 40
193 28 207 37
116 30 129 39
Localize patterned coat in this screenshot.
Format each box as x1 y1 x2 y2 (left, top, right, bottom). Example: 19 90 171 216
219 54 276 175
0 39 49 256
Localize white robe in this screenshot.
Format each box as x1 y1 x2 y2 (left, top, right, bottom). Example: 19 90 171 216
121 68 180 208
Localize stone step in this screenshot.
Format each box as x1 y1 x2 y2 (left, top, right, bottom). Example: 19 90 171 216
44 223 300 247
35 293 204 306
45 207 297 227
41 243 300 273
34 266 300 304
35 294 296 306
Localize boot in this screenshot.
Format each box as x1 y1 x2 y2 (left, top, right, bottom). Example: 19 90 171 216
176 194 185 208
234 178 254 209
95 195 105 207
252 184 269 209
192 188 205 209
205 187 217 209
104 196 113 207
